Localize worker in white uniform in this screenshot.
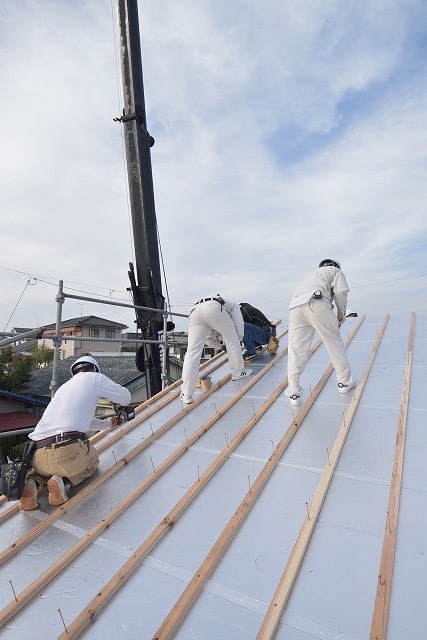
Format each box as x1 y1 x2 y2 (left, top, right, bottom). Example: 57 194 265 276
19 355 131 510
286 259 357 406
180 295 253 404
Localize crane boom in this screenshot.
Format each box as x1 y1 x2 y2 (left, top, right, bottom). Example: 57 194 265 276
116 0 164 397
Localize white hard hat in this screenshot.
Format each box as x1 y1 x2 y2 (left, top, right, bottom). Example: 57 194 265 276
70 355 100 376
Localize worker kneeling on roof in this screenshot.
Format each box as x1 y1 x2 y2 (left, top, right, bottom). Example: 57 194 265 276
19 355 131 511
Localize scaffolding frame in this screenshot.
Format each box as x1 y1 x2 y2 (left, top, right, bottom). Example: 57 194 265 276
0 280 188 397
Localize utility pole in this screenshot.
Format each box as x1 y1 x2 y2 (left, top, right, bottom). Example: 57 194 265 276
116 0 164 397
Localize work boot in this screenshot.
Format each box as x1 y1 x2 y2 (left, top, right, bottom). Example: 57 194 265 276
180 392 193 404
242 352 257 361
288 394 301 406
47 476 68 506
285 386 304 406
338 378 357 394
19 479 38 511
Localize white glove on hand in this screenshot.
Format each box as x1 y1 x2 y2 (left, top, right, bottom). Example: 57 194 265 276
205 330 223 350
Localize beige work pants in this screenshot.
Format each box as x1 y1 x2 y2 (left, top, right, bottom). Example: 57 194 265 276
287 298 352 395
30 439 99 487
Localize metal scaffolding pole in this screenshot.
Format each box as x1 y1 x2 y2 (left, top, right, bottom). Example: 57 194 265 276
50 280 64 397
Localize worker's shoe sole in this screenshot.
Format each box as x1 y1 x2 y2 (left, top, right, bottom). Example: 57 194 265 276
19 479 38 511
243 352 258 361
47 476 68 506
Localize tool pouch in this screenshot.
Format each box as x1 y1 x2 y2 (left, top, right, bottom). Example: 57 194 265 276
0 440 35 501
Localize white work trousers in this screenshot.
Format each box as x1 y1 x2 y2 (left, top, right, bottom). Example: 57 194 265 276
287 298 352 395
181 300 244 397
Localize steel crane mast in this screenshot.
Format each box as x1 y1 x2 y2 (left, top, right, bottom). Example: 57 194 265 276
116 0 164 397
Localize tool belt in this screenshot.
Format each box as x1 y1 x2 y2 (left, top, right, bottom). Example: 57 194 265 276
0 439 36 501
33 431 85 449
191 296 225 315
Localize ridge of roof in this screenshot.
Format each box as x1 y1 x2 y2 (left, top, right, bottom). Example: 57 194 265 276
43 315 128 330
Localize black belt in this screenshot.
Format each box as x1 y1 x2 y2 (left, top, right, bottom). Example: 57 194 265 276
194 297 220 305
33 431 85 449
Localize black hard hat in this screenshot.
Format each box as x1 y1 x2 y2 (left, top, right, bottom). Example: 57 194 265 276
319 258 341 269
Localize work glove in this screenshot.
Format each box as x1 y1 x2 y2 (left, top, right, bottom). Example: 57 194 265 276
337 312 345 327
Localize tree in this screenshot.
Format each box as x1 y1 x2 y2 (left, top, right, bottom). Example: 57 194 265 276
30 344 54 368
0 347 33 392
0 344 53 393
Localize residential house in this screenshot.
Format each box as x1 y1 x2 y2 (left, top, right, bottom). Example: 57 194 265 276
0 390 48 461
120 329 220 383
38 315 128 359
9 316 128 359
9 327 38 355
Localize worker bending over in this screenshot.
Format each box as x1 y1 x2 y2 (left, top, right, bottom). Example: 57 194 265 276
286 259 357 406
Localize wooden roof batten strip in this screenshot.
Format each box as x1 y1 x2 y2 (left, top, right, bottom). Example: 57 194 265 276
0 333 286 524
369 312 416 640
256 313 390 638
0 343 289 628
0 366 189 516
0 350 236 539
51 333 345 638
55 371 291 638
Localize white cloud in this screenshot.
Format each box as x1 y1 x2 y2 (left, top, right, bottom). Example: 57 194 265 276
1 0 426 336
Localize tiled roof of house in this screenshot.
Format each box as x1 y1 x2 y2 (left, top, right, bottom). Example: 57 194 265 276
22 354 145 398
12 316 128 334
42 315 127 330
0 390 47 406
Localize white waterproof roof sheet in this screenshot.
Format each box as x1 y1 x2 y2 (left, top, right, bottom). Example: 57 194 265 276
0 312 426 640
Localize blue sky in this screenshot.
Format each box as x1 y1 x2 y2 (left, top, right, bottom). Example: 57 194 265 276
1 0 426 334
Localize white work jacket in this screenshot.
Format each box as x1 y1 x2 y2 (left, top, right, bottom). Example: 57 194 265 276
30 371 131 440
289 266 349 319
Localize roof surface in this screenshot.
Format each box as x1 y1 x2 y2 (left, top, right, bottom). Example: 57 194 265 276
0 312 426 640
23 354 145 398
0 390 48 406
42 315 128 330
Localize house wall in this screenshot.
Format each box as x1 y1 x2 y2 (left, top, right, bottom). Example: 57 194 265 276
129 386 147 404
0 398 45 417
40 325 123 359
0 398 25 414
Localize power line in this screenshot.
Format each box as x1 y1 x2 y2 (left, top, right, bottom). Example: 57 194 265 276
2 278 36 331
351 273 427 289
0 265 130 299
